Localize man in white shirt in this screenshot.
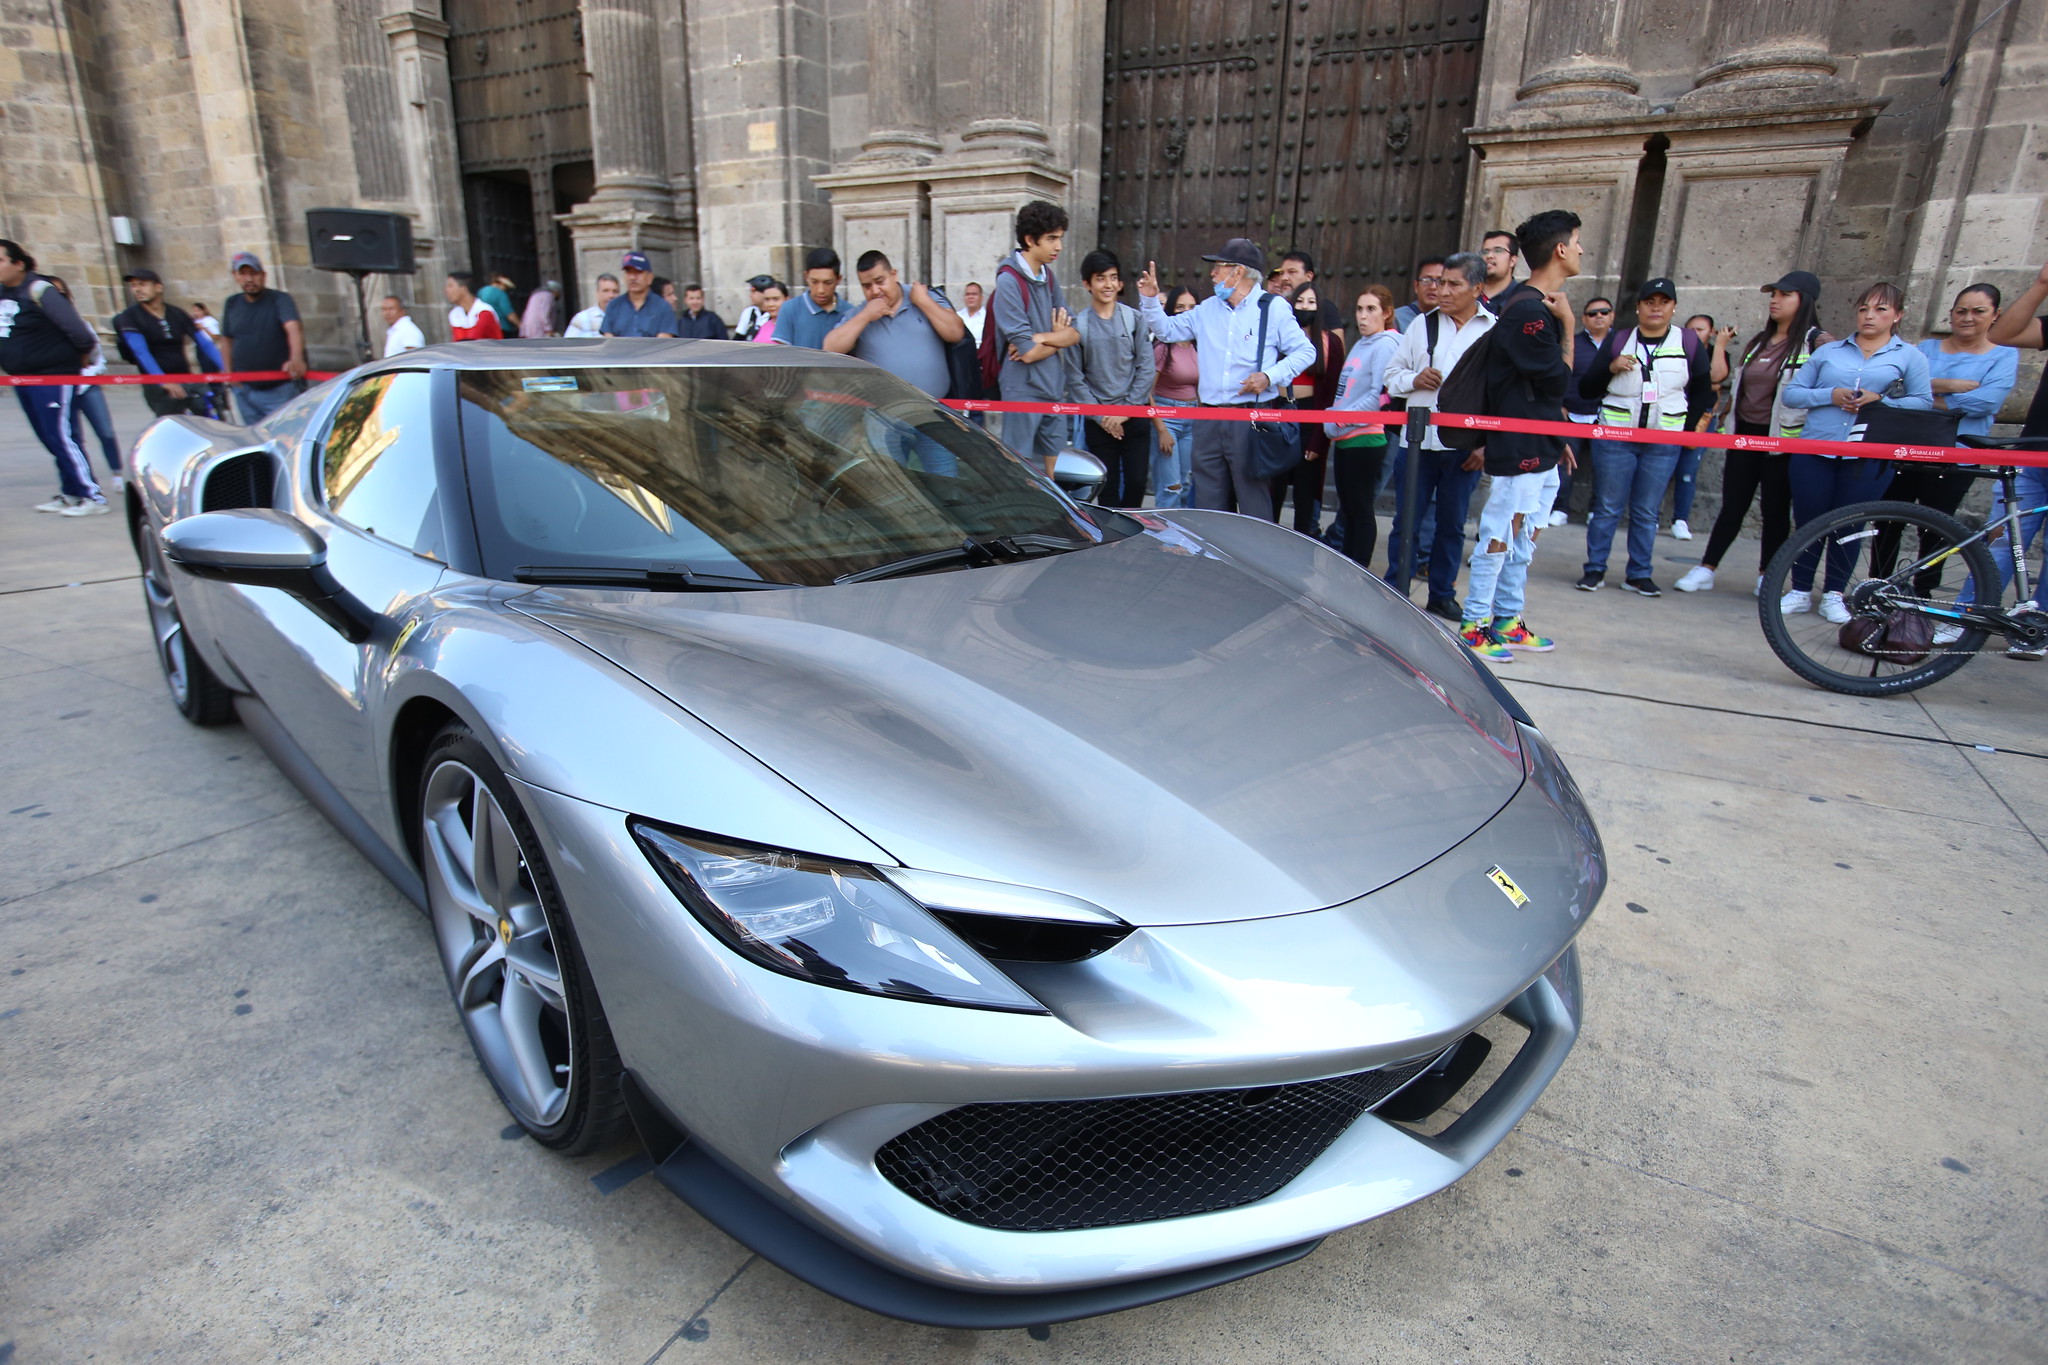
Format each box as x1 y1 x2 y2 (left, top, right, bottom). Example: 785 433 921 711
1384 251 1495 618
564 274 618 337
380 295 425 356
956 281 987 345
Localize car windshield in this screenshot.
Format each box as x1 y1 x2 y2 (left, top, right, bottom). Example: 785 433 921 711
455 364 1117 587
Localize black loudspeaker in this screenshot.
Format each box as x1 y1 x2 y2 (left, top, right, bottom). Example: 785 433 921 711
307 208 415 274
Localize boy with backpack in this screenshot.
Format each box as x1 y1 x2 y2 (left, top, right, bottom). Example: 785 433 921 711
987 200 1080 475
1447 210 1583 661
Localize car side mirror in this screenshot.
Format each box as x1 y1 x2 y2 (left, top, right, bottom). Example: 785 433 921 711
1051 445 1106 503
161 509 378 643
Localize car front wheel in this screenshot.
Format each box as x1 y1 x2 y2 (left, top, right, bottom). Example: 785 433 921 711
141 535 236 726
418 724 627 1154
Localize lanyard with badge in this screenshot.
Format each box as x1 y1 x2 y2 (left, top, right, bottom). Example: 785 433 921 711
1634 331 1669 425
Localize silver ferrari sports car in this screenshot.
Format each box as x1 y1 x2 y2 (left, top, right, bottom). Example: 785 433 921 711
128 339 1604 1327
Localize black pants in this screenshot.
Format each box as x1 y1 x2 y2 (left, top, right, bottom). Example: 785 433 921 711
1870 465 1975 592
1332 440 1387 569
1700 419 1792 572
1269 449 1325 534
1087 419 1148 508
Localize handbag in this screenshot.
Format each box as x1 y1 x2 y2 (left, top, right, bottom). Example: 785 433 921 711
1839 609 1936 665
1853 404 1961 447
1244 294 1304 481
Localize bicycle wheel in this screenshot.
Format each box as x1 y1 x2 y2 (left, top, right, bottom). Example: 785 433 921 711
1759 499 2001 696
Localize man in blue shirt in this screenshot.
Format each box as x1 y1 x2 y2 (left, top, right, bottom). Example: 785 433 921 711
600 252 678 338
776 247 851 349
1137 237 1316 518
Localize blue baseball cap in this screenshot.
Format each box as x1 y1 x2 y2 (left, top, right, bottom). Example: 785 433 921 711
621 251 652 273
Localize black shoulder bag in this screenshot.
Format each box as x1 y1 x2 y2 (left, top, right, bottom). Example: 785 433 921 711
1245 293 1304 481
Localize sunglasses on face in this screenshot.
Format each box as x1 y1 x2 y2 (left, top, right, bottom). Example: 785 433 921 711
1585 308 1612 317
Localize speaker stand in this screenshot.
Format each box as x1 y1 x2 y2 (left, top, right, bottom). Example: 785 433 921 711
345 270 374 364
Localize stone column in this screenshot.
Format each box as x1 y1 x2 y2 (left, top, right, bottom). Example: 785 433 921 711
1681 0 1849 107
1513 0 1644 110
382 6 466 335
560 0 689 294
858 0 939 163
959 0 1051 152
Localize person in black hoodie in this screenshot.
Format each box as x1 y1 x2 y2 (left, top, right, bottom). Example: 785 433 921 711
1455 210 1582 661
0 238 106 513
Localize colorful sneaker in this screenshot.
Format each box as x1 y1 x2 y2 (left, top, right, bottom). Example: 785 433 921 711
1818 591 1851 624
1675 565 1715 593
1491 616 1554 651
1459 621 1514 663
1779 589 1813 615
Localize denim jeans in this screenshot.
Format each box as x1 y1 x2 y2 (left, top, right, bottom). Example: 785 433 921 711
1672 447 1703 523
1786 454 1896 593
1583 439 1680 582
1957 466 2047 606
234 381 298 426
1385 442 1440 579
1464 467 1560 623
1150 398 1195 509
1385 447 1478 602
70 384 122 473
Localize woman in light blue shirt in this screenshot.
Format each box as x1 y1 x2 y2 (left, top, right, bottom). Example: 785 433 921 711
1919 283 2019 438
1778 282 1934 619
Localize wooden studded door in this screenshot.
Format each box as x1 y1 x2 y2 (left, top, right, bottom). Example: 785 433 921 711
1099 1 1486 296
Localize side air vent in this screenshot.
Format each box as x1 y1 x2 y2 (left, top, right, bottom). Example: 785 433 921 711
200 452 272 512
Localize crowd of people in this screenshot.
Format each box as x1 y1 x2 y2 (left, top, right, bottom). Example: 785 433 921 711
3 216 2044 662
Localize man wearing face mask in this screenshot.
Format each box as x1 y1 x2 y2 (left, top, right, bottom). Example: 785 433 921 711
1138 238 1317 517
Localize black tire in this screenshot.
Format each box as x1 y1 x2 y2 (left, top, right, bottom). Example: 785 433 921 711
141 535 237 725
1759 499 2001 697
416 724 628 1154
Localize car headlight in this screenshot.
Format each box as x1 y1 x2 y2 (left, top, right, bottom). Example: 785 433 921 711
1516 721 1606 915
631 820 1046 1014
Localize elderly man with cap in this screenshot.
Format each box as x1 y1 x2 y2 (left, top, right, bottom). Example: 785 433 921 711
1574 276 1715 596
600 251 678 338
1137 238 1316 517
218 251 306 424
114 268 225 418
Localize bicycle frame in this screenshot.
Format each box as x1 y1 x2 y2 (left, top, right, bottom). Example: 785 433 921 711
1853 465 2044 639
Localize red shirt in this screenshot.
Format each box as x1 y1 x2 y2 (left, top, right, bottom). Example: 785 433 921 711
448 301 503 341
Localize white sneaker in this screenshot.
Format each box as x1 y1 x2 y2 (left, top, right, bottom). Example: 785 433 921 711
1671 519 1693 541
1818 591 1851 624
1545 510 1568 528
1755 575 1765 598
58 497 111 517
1675 565 1715 593
1779 589 1813 615
1932 623 1963 646
104 474 124 494
34 494 78 513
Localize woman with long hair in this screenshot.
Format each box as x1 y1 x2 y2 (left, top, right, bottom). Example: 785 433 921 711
1324 284 1400 570
1675 272 1830 595
1270 281 1345 533
1150 285 1199 508
1778 281 1933 622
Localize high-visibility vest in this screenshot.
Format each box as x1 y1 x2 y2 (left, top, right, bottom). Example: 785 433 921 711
1598 328 1693 431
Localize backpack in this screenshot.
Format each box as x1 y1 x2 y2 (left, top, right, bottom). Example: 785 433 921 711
977 262 1035 392
1435 285 1566 448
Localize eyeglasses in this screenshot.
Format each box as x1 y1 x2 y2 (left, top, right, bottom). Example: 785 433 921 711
1480 247 1513 258
1417 276 1445 287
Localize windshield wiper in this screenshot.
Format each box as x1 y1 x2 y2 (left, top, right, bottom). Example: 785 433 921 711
514 564 796 591
833 534 1092 585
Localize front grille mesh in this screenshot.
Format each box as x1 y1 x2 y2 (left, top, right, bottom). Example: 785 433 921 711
874 1059 1434 1232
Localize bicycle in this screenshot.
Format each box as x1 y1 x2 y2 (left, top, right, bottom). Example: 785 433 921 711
1758 434 2048 696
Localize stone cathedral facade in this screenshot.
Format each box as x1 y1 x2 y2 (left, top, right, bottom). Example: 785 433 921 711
3 0 2041 383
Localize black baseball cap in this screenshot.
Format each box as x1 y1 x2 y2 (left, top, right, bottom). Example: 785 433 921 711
745 274 777 290
1201 237 1266 273
1761 270 1821 296
1636 277 1678 302
122 268 162 284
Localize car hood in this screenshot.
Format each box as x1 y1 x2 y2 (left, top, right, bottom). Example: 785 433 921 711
510 511 1524 926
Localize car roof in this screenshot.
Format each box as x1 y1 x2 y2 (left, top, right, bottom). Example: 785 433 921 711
353 337 876 380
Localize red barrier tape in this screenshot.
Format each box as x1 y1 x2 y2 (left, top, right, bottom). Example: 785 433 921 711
0 371 340 387
941 398 2048 468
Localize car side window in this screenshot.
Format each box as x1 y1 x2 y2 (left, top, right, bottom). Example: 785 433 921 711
320 372 445 560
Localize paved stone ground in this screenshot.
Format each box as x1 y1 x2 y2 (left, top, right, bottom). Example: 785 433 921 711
2 391 2044 1364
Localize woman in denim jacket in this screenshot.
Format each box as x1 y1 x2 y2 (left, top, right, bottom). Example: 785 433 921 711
1778 282 1933 621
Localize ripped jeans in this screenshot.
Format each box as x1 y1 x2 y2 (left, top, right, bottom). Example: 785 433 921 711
1463 466 1561 625
1150 397 1196 509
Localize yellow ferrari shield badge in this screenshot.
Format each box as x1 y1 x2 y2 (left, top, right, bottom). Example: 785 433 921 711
1485 865 1529 908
